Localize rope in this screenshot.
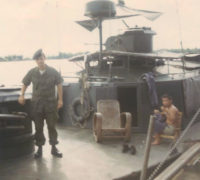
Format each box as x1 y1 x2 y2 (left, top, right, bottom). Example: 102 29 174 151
148 107 200 180
73 72 94 128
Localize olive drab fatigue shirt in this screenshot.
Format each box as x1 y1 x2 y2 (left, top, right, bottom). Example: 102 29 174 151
22 65 63 113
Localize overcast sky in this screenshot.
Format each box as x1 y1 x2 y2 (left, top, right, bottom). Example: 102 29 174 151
0 0 200 57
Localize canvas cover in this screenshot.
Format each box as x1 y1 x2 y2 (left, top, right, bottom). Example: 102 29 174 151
183 76 200 119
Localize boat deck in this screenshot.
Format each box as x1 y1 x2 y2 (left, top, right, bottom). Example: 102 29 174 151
0 125 178 180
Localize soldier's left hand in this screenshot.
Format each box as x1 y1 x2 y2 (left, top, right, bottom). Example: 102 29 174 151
57 99 63 109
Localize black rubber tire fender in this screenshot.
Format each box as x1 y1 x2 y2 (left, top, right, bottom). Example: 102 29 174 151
70 97 90 123
0 113 32 138
0 133 34 147
0 133 34 160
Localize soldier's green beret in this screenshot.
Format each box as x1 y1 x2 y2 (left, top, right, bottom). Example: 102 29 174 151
33 49 45 60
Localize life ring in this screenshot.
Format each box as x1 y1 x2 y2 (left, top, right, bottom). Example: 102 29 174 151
70 97 90 123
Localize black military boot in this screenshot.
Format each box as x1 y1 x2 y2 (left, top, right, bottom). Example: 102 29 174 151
130 145 136 155
34 146 42 158
51 145 63 158
122 143 130 153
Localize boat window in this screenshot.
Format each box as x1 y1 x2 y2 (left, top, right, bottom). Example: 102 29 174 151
129 59 144 67
104 59 124 67
89 60 98 67
112 60 123 67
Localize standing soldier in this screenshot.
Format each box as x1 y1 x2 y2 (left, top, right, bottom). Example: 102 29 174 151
18 49 63 158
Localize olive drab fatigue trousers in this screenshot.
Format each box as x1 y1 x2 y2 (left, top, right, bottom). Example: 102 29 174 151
32 99 59 146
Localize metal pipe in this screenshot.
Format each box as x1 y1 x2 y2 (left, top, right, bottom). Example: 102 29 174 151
140 115 154 180
167 59 170 75
181 56 186 74
98 18 103 62
128 56 130 74
154 143 200 180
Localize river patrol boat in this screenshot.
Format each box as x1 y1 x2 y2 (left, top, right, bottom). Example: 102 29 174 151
0 1 200 179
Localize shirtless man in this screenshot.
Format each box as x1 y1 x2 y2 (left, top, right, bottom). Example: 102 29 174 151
152 94 180 145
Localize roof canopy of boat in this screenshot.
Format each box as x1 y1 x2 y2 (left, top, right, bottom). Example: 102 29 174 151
69 50 184 62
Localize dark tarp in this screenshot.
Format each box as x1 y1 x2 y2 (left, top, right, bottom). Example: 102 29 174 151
183 76 200 119
143 72 158 108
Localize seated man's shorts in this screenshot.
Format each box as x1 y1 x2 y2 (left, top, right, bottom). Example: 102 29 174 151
163 125 175 135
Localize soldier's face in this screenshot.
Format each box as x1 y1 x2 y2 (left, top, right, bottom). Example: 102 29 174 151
36 55 45 68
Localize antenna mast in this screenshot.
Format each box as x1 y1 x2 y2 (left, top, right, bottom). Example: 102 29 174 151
84 0 116 61
98 19 103 61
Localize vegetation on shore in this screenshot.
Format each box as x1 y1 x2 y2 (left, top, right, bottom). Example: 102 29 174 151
0 52 88 62
158 48 200 54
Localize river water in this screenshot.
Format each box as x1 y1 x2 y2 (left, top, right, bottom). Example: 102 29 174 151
0 59 83 86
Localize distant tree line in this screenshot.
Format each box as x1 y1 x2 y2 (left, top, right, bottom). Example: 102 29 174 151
0 55 24 61
159 48 200 54
47 52 89 59
0 52 89 62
